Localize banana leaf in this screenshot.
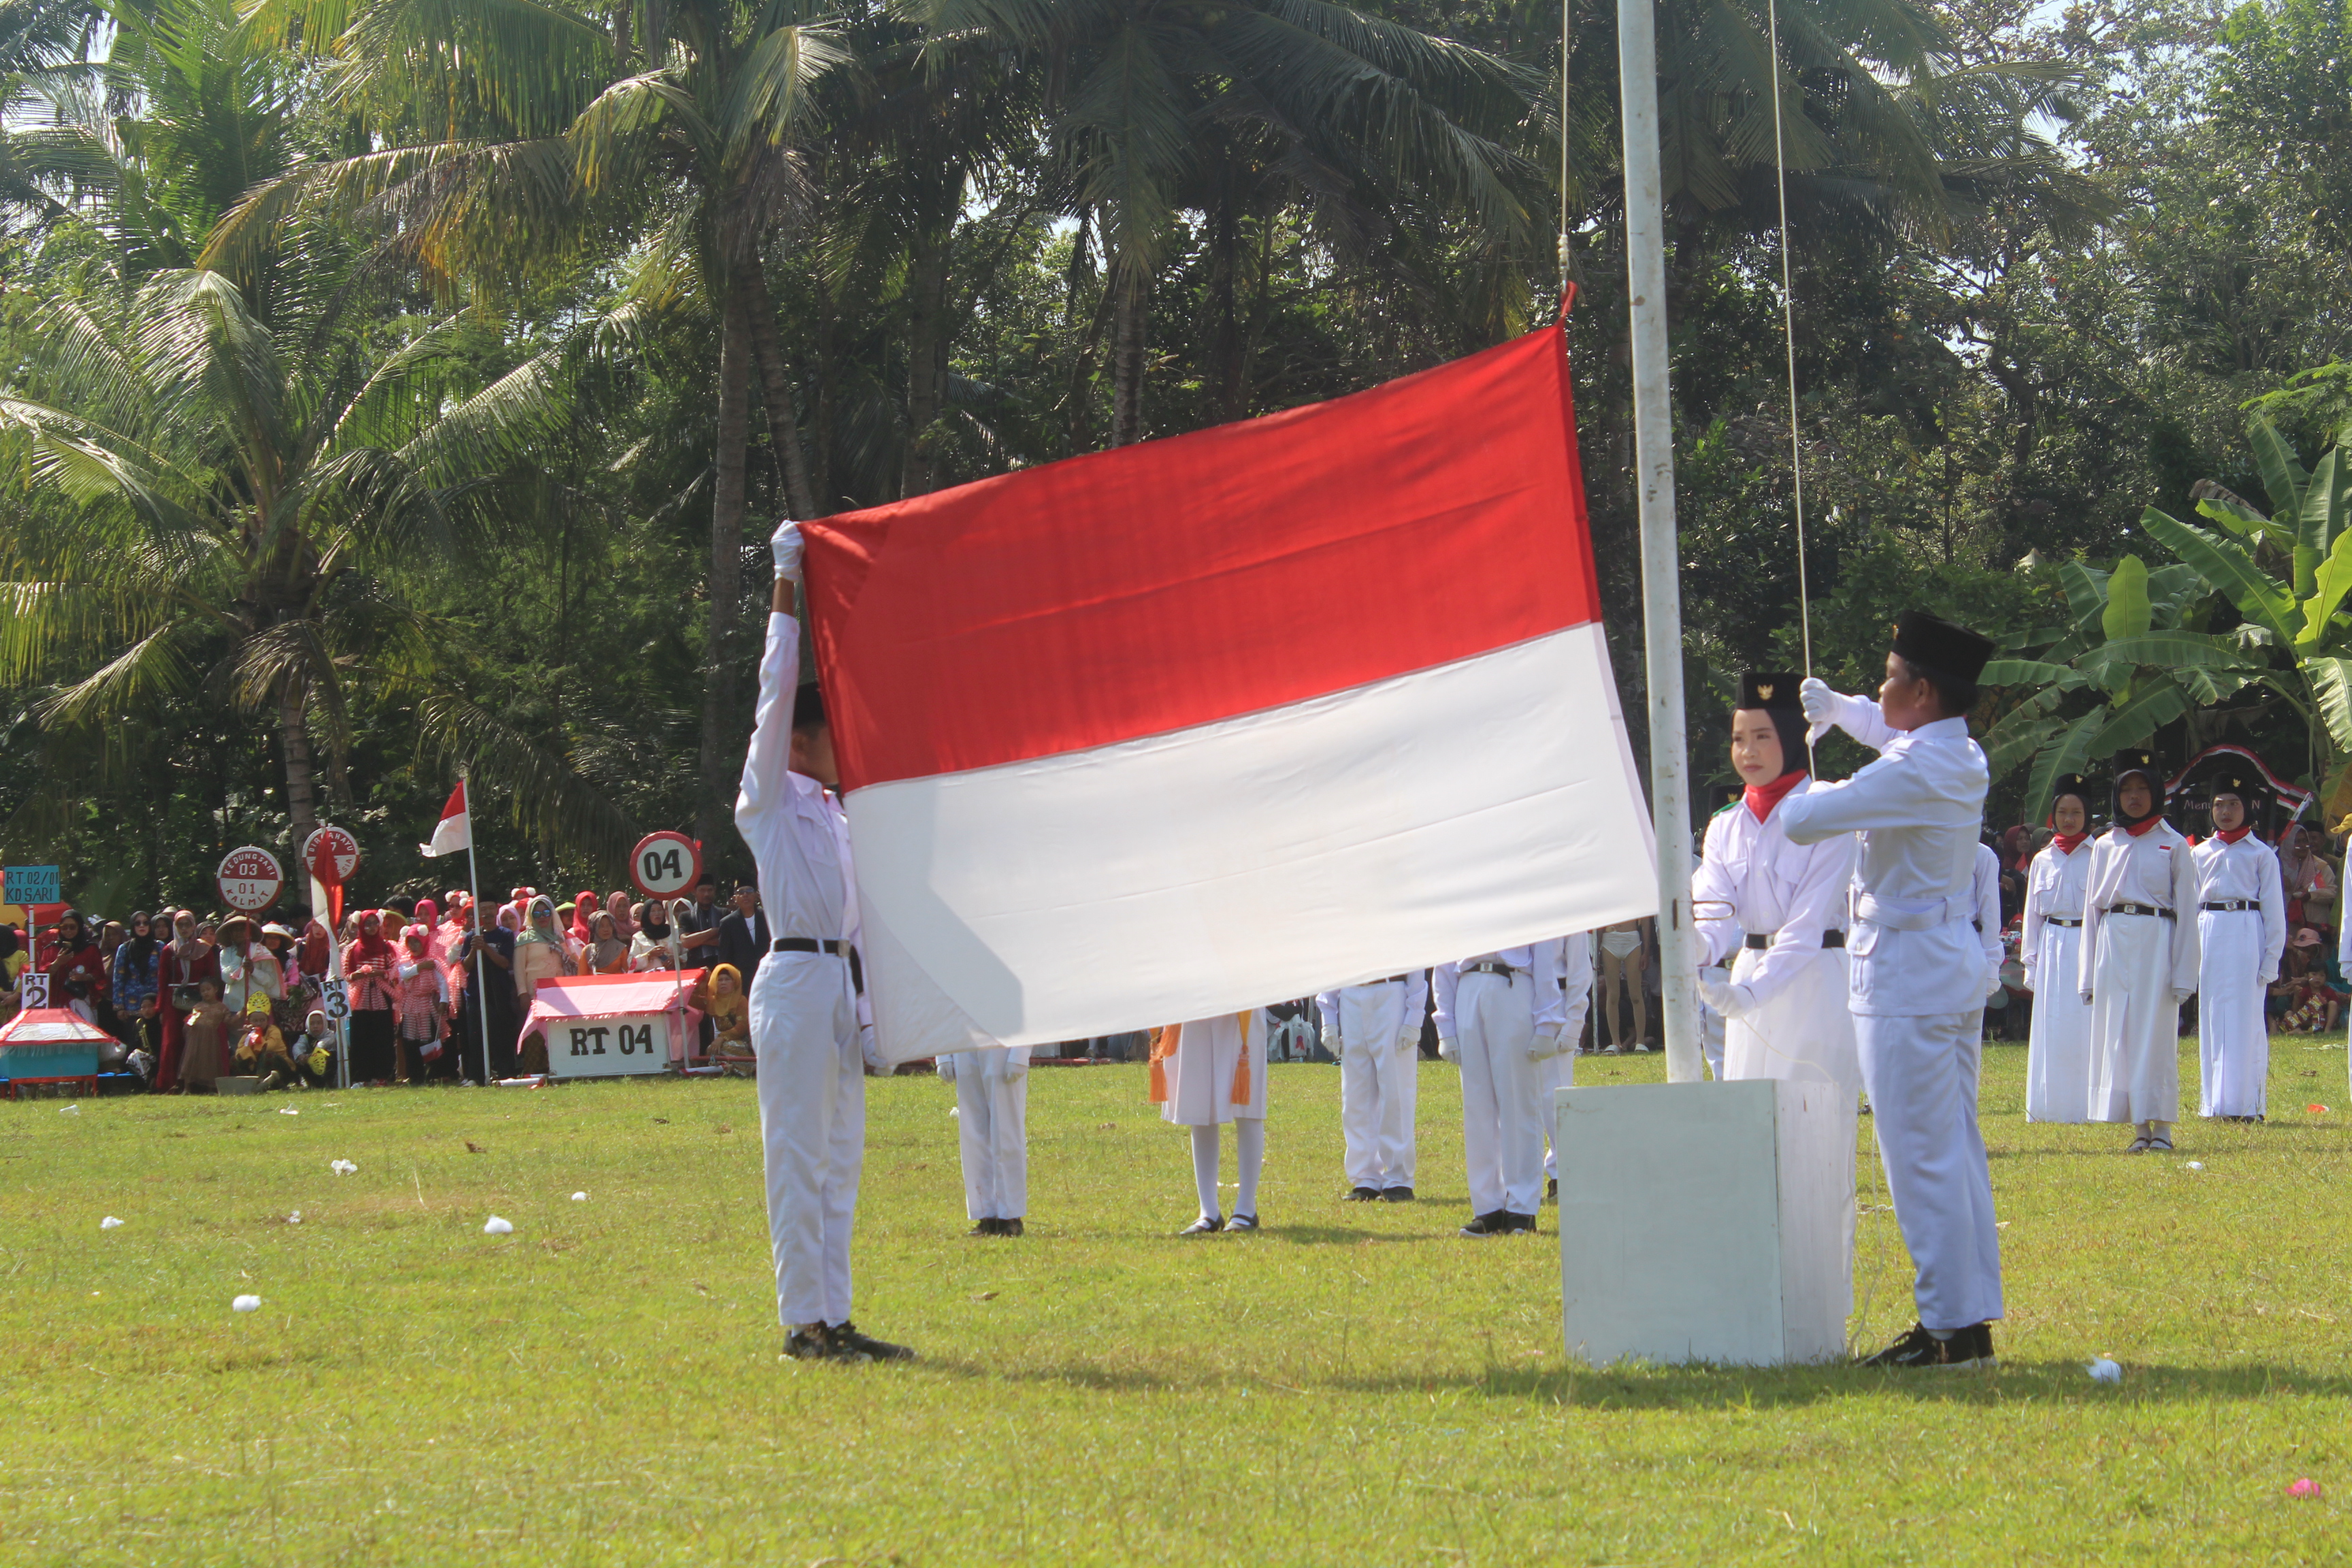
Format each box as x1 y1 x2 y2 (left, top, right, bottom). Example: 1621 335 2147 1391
2139 507 2299 644
2252 419 2310 517
2299 523 2352 651
2095 631 2266 670
2024 713 2104 812
1978 657 2088 687
1984 713 2070 778
2054 560 2108 623
2086 679 2188 754
2304 656 2352 753
2102 553 2153 640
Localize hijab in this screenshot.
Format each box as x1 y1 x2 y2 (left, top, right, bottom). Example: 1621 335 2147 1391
125 911 160 967
705 963 746 1022
639 900 671 940
517 895 566 949
588 913 628 970
2279 824 2323 894
349 910 396 968
570 891 598 946
605 891 638 938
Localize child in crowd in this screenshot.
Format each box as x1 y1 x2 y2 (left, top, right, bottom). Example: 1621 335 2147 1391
2270 930 2342 1034
235 996 301 1090
291 1009 338 1086
394 927 450 1083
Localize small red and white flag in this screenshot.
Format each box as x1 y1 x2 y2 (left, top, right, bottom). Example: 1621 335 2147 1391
418 781 472 858
802 325 1656 1060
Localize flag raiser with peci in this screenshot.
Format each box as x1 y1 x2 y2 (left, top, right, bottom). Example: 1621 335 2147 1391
796 323 1659 1063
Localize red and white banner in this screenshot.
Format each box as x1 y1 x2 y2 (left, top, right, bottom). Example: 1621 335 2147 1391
419 781 471 858
802 325 1656 1058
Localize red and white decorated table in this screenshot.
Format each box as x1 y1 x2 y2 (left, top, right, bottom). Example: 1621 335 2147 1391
520 972 706 1079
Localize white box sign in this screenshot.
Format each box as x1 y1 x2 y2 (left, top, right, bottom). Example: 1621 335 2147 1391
548 1012 671 1078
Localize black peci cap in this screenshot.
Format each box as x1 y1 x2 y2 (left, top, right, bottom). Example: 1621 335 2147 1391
2051 773 2091 809
1737 671 1803 711
1889 611 1995 683
2204 762 2271 816
791 680 828 732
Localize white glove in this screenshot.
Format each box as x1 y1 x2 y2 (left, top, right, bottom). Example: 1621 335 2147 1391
770 519 803 582
2021 967 2036 995
1698 974 1758 1020
1396 1029 1418 1054
1437 1035 1459 1063
935 1052 957 1082
1798 676 1840 727
1324 1033 1343 1060
859 1022 885 1073
1004 1056 1029 1080
1525 1024 1564 1062
2080 989 2094 1005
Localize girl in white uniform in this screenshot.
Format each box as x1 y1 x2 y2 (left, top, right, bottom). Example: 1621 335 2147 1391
1152 1011 1270 1235
2019 776 2095 1122
1316 973 1429 1202
938 1045 1033 1234
1691 671 1861 1101
2189 766 2286 1122
2080 748 2200 1153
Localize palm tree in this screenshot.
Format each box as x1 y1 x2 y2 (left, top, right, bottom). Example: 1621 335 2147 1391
926 0 1541 444
213 0 847 847
0 267 634 860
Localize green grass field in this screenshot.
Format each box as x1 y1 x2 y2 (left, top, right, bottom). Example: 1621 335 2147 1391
4 1035 2349 1565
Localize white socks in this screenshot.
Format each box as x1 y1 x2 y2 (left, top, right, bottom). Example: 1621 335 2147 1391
1190 1119 1269 1221
1190 1125 1221 1221
1234 1118 1266 1218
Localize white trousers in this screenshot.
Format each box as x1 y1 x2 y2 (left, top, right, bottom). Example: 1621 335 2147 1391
956 1047 1029 1220
2196 909 2268 1118
1458 971 1544 1216
2089 912 2180 1124
749 951 864 1328
1725 947 1860 1104
1856 1011 2003 1332
1542 986 1590 1179
2024 924 2091 1122
1335 982 1417 1188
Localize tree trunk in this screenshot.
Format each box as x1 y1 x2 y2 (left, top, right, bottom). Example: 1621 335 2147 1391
278 679 319 851
1211 195 1245 423
741 265 819 521
1111 267 1147 447
901 223 950 497
697 285 753 851
612 0 632 67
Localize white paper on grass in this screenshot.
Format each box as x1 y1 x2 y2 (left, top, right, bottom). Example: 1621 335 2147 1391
232 1294 261 1313
2089 1358 2123 1382
570 1192 588 1202
100 1216 123 1229
483 1216 514 1235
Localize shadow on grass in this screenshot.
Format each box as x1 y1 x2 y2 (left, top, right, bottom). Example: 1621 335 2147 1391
941 1359 2352 1409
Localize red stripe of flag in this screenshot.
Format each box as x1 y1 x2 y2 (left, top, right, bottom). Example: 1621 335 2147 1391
803 326 1598 792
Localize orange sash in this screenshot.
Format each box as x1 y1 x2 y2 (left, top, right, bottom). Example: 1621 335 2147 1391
1147 1013 1258 1108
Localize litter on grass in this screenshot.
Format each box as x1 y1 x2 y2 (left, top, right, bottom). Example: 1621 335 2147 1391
232 1294 261 1313
570 1192 588 1202
2309 1104 2331 1115
2087 1358 2123 1383
287 1211 301 1225
2185 1161 2205 1170
484 1216 514 1235
329 1160 358 1175
100 1215 123 1229
2289 1477 2322 1499
279 1107 299 1115
59 1105 79 1115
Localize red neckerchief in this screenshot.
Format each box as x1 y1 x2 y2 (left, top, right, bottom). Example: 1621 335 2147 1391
2051 832 2089 854
2216 826 2253 845
1744 769 1808 823
2123 815 2164 838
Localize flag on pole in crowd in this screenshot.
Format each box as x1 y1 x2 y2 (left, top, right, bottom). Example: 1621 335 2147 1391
418 781 471 858
799 323 1656 1062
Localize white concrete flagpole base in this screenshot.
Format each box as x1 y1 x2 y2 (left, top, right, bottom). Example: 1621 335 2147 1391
1557 1079 1855 1366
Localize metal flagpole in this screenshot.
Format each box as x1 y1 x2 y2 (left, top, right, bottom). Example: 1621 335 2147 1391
460 773 492 1084
1617 0 1701 1083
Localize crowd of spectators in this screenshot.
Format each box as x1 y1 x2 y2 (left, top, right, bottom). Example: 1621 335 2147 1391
1 872 777 1090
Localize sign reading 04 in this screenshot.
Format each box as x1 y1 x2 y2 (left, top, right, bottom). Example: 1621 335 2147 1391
630 832 702 900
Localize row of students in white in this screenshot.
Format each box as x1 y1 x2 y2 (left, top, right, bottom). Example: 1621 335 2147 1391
2020 760 2287 1144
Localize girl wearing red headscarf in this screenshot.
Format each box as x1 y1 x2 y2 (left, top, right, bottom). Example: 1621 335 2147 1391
344 911 401 1083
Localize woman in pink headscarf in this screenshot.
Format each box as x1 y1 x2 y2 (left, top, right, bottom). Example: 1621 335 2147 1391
412 897 446 964
604 890 638 941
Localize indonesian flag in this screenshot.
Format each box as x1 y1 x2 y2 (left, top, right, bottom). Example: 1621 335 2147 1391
418 781 472 858
801 325 1656 1060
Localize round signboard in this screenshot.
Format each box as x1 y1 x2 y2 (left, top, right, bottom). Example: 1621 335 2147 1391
216 846 286 913
301 826 361 886
630 832 702 900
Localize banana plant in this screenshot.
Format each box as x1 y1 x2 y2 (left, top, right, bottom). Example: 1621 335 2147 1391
1979 550 2267 810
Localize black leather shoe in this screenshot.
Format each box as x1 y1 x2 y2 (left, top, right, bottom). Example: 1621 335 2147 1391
1860 1320 1994 1369
1459 1211 1504 1237
1545 1177 1558 1203
1226 1213 1260 1232
1178 1215 1224 1237
1002 1217 1024 1237
1343 1186 1381 1203
1495 1211 1538 1234
784 1324 840 1360
828 1320 916 1362
968 1218 1004 1237
1379 1186 1415 1203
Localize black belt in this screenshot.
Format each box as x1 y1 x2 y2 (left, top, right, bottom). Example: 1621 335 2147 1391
1372 973 1414 985
1462 962 1524 981
1744 930 1845 950
2200 900 2256 913
2045 916 2082 928
2106 903 2175 920
771 937 864 992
